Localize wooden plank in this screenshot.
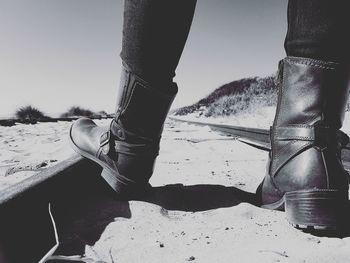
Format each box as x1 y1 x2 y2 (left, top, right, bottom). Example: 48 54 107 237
0 154 84 206
0 154 103 262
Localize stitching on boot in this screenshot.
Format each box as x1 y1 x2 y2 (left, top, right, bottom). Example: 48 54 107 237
286 56 340 65
285 57 339 69
283 124 313 128
321 151 330 189
287 62 336 70
272 61 287 168
272 140 297 168
272 140 314 176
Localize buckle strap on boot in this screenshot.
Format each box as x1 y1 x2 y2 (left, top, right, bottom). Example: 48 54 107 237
274 124 349 149
274 125 315 141
99 130 111 155
271 123 349 176
110 118 160 143
98 119 160 156
98 130 160 157
114 142 159 157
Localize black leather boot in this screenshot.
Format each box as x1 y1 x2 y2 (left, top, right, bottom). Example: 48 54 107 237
257 56 350 230
69 64 177 196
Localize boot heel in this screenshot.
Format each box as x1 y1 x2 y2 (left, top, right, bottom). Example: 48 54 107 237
100 168 130 195
284 190 347 230
101 169 152 198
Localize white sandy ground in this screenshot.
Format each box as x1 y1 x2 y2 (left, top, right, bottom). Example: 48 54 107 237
79 120 350 263
0 120 108 190
2 111 350 262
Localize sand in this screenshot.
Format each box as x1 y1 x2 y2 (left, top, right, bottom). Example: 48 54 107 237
2 112 350 262
0 119 108 190
80 120 350 263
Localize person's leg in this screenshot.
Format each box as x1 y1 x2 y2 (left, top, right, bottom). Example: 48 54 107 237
116 0 197 138
258 0 350 230
121 0 197 88
284 0 350 62
70 0 197 195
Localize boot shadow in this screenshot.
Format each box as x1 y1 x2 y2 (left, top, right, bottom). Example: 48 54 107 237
140 184 350 238
51 175 258 257
51 160 350 258
141 183 258 212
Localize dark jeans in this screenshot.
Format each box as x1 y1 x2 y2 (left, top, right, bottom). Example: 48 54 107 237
285 0 350 63
121 0 196 89
121 0 349 89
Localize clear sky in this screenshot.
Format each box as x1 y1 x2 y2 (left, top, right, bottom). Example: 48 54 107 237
0 0 288 118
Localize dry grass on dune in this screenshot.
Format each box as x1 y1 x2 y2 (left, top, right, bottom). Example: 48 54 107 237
205 76 277 117
174 75 277 117
174 72 350 119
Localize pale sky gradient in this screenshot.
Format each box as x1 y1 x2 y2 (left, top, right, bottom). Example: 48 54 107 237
0 0 288 118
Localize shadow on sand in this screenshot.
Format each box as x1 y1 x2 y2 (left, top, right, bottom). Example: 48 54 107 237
51 167 258 258
50 167 350 259
144 183 258 212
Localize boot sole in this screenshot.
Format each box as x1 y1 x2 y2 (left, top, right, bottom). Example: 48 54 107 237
69 125 151 197
262 189 348 231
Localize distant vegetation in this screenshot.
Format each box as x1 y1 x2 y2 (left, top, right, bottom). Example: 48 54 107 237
61 106 97 118
174 75 277 117
60 106 110 118
0 105 113 127
60 106 94 118
15 105 50 123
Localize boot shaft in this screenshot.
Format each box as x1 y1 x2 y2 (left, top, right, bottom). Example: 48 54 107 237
270 57 350 177
274 57 350 129
114 63 178 141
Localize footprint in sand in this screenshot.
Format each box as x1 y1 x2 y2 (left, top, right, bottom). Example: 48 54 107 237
160 208 185 221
